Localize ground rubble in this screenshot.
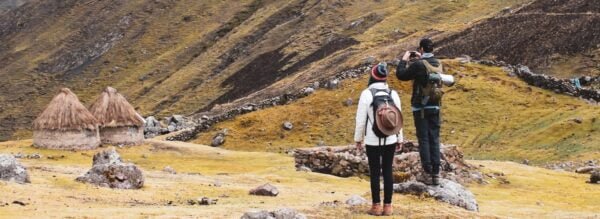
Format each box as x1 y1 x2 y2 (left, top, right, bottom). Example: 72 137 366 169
294 141 482 184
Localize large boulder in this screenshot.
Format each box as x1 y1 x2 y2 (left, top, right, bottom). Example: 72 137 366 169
76 148 144 189
0 154 30 183
394 179 478 211
249 183 279 196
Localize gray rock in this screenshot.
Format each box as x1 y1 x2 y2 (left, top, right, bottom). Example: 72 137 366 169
301 87 315 95
92 147 122 165
249 183 279 196
591 170 600 184
145 116 160 128
0 154 30 183
163 166 177 174
211 134 225 147
171 115 185 124
362 56 376 65
345 195 367 206
327 79 340 90
576 166 599 174
241 210 274 219
296 166 311 172
282 121 293 131
272 208 306 219
197 197 217 205
241 208 306 219
343 98 353 106
168 125 177 132
76 148 144 189
394 179 478 211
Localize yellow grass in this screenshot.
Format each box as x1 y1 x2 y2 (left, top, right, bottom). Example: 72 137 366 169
0 140 598 218
194 61 600 164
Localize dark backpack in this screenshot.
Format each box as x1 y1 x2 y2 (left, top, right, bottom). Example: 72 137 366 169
368 88 401 138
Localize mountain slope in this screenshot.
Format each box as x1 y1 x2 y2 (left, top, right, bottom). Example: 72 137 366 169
194 61 600 164
0 0 529 141
436 0 600 78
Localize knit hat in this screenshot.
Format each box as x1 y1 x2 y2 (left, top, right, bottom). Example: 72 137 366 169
371 62 388 81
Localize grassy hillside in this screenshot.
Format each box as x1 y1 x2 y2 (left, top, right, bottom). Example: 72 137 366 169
0 140 598 218
194 61 600 164
0 0 529 140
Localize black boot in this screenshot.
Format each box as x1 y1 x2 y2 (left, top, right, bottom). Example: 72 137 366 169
417 173 433 185
432 174 440 186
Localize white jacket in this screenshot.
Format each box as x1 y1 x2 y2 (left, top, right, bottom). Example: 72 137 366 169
354 82 403 146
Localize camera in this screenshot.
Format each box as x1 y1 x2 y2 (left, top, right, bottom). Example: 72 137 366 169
409 51 418 58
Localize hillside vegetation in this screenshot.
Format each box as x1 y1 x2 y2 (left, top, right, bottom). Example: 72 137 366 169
195 61 600 164
0 0 529 140
0 140 598 218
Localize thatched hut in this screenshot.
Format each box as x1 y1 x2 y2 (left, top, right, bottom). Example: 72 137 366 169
89 87 145 146
33 88 100 150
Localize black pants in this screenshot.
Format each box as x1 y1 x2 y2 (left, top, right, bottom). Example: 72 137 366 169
413 109 441 174
366 144 396 204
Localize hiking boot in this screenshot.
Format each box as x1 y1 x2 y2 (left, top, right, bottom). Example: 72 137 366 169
432 174 441 186
416 173 433 185
367 203 382 216
382 204 393 216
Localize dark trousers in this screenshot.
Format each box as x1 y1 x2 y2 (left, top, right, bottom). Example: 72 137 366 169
413 109 441 174
366 144 396 204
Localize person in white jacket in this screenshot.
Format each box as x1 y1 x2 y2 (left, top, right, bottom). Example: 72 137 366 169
354 62 403 216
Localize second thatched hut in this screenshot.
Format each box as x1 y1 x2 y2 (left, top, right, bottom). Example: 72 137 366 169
33 88 100 150
89 87 145 146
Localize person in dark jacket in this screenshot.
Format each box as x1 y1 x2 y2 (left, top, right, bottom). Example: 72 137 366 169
395 38 442 185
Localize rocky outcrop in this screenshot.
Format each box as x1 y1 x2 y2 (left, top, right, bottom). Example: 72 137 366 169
0 154 30 183
144 116 166 138
76 148 144 189
394 179 478 211
294 141 481 184
241 208 306 219
249 183 279 197
476 60 600 102
510 65 600 102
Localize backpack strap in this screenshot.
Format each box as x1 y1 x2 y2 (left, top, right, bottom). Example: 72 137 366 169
422 60 443 73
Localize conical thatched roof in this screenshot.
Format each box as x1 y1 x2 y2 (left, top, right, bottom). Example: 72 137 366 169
33 88 99 131
89 87 144 128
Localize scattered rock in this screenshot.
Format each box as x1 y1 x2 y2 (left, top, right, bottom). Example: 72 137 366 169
300 87 315 96
572 117 583 124
296 165 311 172
345 195 367 206
76 148 144 189
188 197 217 205
11 200 27 206
327 79 341 90
362 56 376 65
211 130 227 147
575 166 599 174
590 170 600 184
92 147 122 165
249 183 279 197
0 154 30 184
163 166 177 174
282 121 294 131
241 208 306 219
394 179 478 211
522 159 530 165
343 98 353 106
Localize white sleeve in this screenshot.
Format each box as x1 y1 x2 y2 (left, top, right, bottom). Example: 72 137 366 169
392 91 403 141
354 90 371 143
